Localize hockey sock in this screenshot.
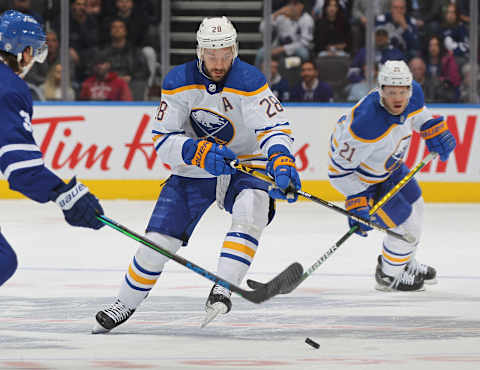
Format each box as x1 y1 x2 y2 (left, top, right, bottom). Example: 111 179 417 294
118 232 182 309
381 198 424 277
217 223 262 286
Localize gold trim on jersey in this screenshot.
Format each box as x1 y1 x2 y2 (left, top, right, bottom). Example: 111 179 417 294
256 128 292 142
161 84 206 95
223 83 268 96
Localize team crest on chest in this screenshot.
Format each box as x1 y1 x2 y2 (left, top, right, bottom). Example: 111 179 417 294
190 108 235 145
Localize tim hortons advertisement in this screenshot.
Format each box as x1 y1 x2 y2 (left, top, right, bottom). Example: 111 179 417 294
0 103 479 200
284 105 480 182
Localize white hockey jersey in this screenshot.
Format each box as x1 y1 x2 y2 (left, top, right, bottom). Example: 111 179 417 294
328 81 435 196
152 58 294 178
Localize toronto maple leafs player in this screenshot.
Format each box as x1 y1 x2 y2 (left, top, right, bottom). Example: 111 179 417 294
328 60 456 292
0 10 104 287
93 16 301 333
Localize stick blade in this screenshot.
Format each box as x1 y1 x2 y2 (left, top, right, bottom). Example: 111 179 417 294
244 262 303 303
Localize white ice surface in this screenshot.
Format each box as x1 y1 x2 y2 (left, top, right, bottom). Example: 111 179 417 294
1 199 479 370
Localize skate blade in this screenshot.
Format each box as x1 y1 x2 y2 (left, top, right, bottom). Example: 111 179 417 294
375 284 426 292
91 323 111 334
424 278 438 285
201 302 227 328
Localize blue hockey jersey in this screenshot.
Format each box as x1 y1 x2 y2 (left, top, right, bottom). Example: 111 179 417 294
0 63 62 202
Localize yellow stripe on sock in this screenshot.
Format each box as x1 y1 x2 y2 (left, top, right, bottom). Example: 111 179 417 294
128 265 158 285
222 241 256 258
382 251 411 264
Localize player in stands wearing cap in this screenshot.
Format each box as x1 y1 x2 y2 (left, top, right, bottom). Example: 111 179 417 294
328 60 456 291
92 16 301 333
0 10 104 287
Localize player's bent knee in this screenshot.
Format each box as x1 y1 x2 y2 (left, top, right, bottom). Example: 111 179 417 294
231 189 269 231
135 232 182 270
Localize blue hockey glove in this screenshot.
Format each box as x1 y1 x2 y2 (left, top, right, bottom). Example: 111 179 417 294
420 117 456 162
266 145 301 203
50 177 104 230
345 192 374 237
182 139 237 176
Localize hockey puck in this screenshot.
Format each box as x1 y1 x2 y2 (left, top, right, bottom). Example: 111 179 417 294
305 337 320 349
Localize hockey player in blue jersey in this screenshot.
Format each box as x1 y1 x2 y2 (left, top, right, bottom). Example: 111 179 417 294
0 10 104 287
93 16 301 333
328 60 456 291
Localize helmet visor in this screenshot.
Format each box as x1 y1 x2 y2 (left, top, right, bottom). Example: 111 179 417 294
34 42 48 63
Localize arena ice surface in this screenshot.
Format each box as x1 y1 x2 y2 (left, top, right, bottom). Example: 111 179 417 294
1 199 479 370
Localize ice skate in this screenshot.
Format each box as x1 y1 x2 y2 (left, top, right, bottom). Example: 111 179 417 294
375 255 425 292
92 299 135 334
407 258 437 284
201 284 232 328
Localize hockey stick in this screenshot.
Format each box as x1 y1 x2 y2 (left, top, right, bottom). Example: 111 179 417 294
278 152 438 294
96 214 303 304
229 162 414 243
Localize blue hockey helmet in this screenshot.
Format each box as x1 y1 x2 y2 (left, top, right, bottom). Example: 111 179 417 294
0 10 47 63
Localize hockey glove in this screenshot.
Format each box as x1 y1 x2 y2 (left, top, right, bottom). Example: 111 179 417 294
345 191 374 237
182 139 237 176
50 177 104 230
420 117 456 162
266 145 301 203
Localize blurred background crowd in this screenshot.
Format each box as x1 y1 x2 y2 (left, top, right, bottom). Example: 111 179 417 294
1 0 478 103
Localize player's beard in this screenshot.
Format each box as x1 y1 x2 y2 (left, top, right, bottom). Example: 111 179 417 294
208 68 227 82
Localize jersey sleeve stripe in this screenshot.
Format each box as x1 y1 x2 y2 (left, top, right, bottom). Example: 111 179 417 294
2 158 44 180
152 130 185 142
254 122 290 133
328 153 357 172
259 132 292 149
154 132 185 151
358 175 387 184
328 171 353 179
0 144 41 158
356 166 389 179
256 128 292 141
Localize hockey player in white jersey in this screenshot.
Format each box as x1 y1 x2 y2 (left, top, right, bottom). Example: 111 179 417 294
328 60 456 291
93 16 301 333
0 11 104 287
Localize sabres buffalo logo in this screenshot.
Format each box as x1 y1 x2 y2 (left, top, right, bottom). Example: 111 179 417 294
190 108 235 145
385 135 411 172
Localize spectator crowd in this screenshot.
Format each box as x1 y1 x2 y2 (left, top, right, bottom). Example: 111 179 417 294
0 0 478 103
0 0 160 101
263 0 479 103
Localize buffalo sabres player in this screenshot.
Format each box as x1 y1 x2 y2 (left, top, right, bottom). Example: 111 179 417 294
328 60 456 291
0 10 104 287
93 16 301 333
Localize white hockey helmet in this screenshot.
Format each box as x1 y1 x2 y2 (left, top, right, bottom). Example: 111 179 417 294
196 16 238 60
377 60 412 88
